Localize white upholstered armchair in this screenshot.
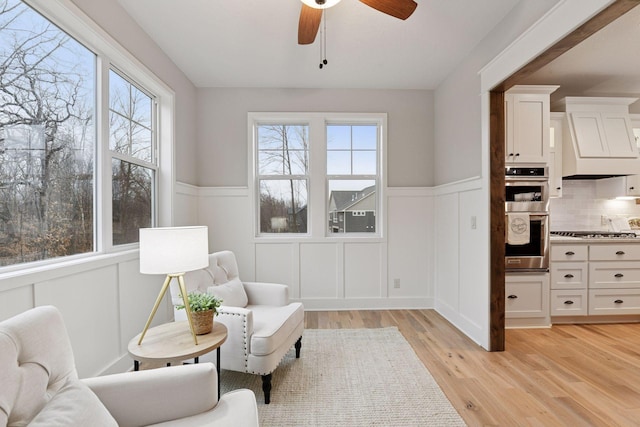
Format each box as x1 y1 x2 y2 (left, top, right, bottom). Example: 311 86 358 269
173 250 304 404
0 305 258 427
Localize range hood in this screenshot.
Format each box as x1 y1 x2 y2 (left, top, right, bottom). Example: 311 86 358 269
553 97 640 179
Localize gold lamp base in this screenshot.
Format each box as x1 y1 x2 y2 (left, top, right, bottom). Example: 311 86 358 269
137 273 198 345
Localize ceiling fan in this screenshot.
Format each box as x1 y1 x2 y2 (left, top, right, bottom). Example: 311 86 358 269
298 0 418 45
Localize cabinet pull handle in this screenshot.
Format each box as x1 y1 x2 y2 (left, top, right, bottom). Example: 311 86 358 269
507 295 518 299
508 153 514 157
515 153 520 157
616 251 625 255
614 273 624 278
565 251 575 256
564 300 574 305
556 187 561 190
630 187 635 190
564 274 574 278
614 299 624 304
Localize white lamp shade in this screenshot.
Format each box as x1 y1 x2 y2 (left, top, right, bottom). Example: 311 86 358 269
139 226 209 275
301 0 342 9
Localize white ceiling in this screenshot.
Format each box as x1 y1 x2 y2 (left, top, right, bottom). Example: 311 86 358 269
116 0 521 89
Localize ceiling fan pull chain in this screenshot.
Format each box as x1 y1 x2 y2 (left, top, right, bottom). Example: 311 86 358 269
319 10 328 69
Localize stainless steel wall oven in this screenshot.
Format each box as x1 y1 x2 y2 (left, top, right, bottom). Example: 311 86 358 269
505 165 550 272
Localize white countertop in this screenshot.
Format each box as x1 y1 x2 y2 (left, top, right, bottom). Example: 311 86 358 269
550 235 640 243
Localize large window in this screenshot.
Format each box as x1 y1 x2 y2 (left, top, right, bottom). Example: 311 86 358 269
251 113 385 238
0 0 169 268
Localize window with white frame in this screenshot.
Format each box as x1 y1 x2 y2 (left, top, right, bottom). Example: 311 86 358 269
109 69 156 245
0 0 170 268
250 113 384 238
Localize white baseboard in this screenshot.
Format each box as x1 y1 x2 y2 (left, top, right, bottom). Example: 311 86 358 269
299 297 433 311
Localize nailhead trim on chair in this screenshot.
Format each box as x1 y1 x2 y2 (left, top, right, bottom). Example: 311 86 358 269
218 310 249 368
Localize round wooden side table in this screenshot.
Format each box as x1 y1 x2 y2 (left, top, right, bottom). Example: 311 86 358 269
128 321 227 397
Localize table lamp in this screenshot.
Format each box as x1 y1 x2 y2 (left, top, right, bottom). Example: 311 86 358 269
138 226 209 345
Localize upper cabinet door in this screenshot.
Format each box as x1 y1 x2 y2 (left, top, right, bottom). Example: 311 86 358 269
601 113 637 157
505 92 552 163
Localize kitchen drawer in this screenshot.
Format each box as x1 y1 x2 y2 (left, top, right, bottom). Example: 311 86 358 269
588 289 640 315
551 245 588 261
505 275 549 319
589 244 640 261
589 262 640 289
550 290 588 316
550 262 588 290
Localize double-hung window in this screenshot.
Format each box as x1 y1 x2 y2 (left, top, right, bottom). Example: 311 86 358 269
250 113 385 238
0 0 171 268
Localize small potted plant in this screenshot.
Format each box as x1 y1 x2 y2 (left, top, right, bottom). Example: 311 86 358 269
175 291 222 335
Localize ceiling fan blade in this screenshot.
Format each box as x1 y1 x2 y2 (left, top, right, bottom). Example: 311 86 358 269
359 0 418 20
298 4 322 45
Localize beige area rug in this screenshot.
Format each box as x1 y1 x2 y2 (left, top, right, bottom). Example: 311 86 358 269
220 327 467 426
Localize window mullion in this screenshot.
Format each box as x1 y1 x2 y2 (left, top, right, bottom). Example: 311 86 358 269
309 118 326 237
97 57 112 252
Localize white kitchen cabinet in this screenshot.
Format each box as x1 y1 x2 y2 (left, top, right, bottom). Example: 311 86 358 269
550 243 588 317
549 113 564 197
504 85 559 164
505 272 550 328
588 243 640 315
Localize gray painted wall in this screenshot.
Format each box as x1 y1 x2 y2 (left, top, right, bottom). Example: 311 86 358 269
196 88 434 187
434 0 561 186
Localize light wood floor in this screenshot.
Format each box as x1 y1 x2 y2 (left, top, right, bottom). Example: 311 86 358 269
305 310 640 426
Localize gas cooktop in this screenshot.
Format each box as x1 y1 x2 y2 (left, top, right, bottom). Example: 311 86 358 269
551 231 639 239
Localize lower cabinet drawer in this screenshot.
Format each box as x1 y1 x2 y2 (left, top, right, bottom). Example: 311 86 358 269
550 290 588 316
588 289 640 315
590 263 640 289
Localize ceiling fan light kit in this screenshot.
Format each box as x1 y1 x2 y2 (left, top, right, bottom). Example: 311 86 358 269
301 0 343 9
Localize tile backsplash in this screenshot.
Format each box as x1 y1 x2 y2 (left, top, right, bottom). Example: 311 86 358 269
550 180 640 231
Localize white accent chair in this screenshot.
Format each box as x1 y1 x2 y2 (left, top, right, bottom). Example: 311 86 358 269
0 305 259 427
172 250 304 404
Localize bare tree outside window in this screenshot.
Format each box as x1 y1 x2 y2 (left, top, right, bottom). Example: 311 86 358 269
108 70 155 245
257 124 308 233
0 0 95 266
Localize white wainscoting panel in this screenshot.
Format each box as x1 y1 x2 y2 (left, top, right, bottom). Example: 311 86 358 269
387 189 433 298
174 182 199 226
255 243 298 298
0 285 34 321
117 259 174 360
457 188 488 340
197 187 255 281
34 265 120 378
193 185 434 309
300 243 339 299
434 192 460 313
344 243 383 298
